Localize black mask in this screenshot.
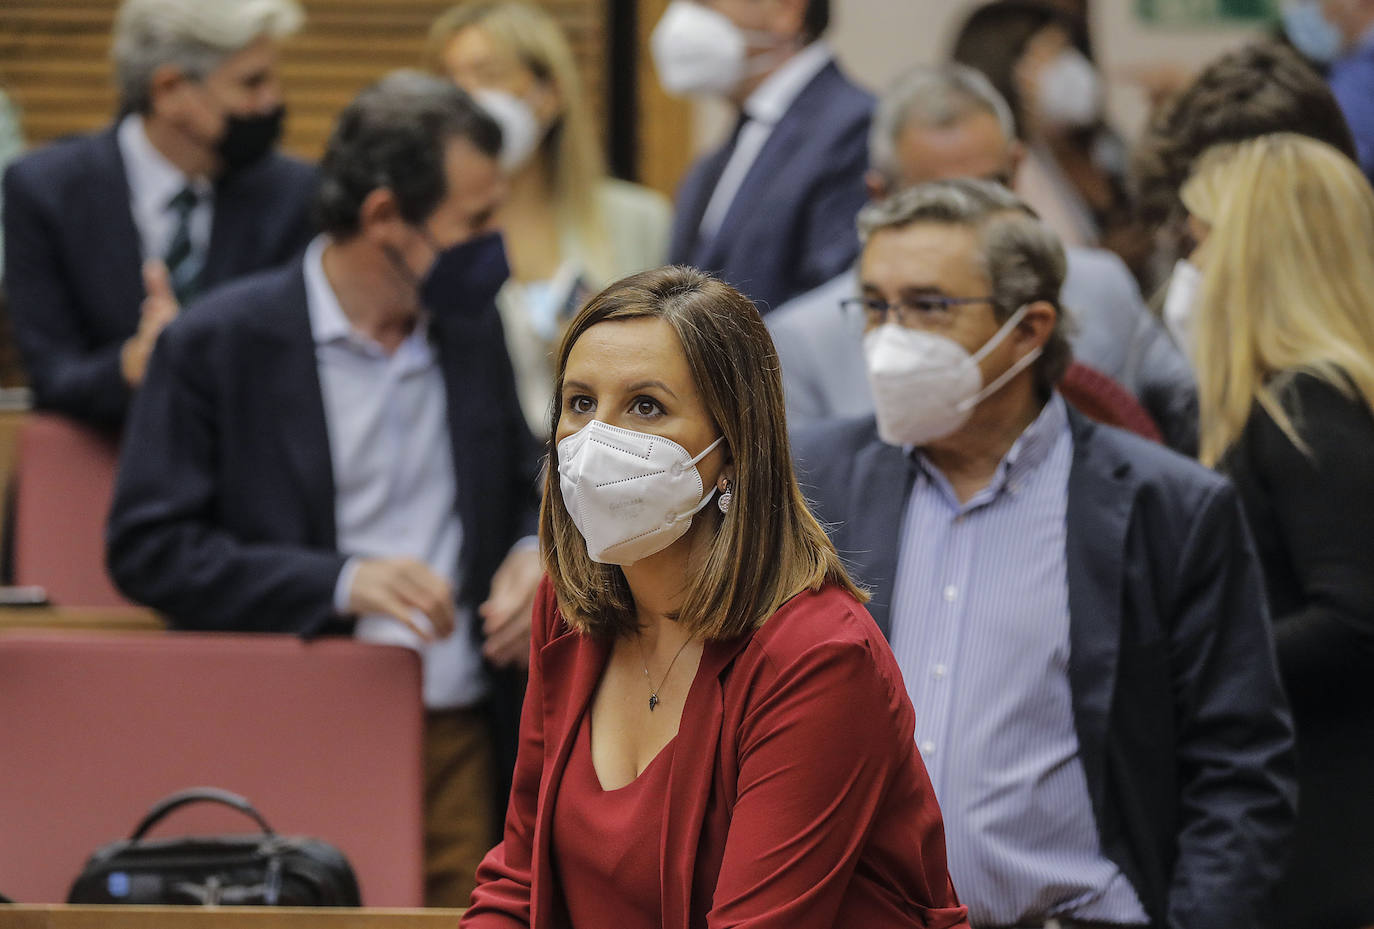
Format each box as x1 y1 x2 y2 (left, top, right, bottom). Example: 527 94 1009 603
217 105 285 173
420 232 511 314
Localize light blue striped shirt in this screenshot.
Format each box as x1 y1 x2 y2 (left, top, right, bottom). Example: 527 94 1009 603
890 394 1148 927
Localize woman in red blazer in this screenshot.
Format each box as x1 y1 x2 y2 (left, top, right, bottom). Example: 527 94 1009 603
462 266 968 929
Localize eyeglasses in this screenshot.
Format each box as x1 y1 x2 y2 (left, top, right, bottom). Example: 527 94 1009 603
840 295 997 330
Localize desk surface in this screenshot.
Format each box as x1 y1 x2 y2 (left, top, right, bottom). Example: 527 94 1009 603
0 906 464 929
0 606 163 631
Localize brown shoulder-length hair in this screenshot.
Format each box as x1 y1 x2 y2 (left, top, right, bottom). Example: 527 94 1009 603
541 266 866 641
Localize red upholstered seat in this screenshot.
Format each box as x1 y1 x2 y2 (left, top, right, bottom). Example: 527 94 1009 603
0 631 425 906
1059 361 1163 443
11 413 127 606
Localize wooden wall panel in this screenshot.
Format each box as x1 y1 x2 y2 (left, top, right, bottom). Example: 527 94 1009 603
0 0 607 163
634 0 691 198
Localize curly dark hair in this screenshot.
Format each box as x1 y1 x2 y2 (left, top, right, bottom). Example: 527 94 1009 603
313 70 502 238
1130 40 1356 232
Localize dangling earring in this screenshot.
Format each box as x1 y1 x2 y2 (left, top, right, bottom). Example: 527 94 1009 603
717 478 733 514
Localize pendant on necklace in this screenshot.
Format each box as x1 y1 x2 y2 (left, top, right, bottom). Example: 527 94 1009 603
649 693 659 712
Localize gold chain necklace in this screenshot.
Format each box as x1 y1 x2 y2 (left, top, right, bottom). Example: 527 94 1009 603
635 632 693 712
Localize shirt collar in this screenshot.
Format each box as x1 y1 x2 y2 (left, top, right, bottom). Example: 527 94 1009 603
116 114 213 215
1000 391 1068 483
910 392 1069 505
304 235 353 345
304 235 435 357
742 39 832 126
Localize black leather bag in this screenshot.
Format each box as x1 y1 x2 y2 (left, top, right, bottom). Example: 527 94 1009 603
67 787 361 907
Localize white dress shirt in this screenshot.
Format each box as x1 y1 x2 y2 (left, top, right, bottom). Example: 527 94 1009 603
697 40 834 240
116 114 213 266
302 235 488 710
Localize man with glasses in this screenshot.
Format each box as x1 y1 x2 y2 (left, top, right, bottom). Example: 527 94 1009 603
768 63 1194 449
793 179 1296 929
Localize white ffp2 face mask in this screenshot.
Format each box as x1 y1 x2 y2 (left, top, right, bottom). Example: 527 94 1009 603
557 420 724 565
1035 47 1102 130
650 0 788 98
865 305 1043 447
651 1 747 97
472 88 545 173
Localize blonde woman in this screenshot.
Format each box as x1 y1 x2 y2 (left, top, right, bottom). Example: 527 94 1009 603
427 2 672 434
1182 133 1374 929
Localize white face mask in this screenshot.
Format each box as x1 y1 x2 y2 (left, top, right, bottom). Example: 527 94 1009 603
864 305 1042 447
650 0 786 98
1162 258 1202 358
557 420 725 566
651 1 746 97
472 88 545 173
1035 48 1102 130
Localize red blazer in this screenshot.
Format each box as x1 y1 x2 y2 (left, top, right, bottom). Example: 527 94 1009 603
463 580 969 929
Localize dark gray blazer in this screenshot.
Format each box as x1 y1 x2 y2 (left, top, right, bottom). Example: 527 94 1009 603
793 409 1297 929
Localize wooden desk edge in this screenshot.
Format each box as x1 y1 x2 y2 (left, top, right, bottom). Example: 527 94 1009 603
0 607 164 631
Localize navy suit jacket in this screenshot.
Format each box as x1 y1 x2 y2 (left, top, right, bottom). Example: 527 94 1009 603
793 410 1297 929
106 254 542 789
107 255 540 636
2 124 316 428
667 60 872 313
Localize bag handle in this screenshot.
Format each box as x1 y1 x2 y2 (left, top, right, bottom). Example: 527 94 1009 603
129 787 276 842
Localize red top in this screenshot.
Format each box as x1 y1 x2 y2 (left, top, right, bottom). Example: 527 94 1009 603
552 712 674 928
463 580 970 929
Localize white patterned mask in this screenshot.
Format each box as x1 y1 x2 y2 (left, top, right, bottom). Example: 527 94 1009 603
557 420 724 565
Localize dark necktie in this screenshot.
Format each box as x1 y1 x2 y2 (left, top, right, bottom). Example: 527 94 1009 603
690 111 752 259
164 186 203 306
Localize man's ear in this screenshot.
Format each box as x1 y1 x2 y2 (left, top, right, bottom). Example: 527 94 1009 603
767 0 809 40
358 187 405 243
147 63 191 118
1018 299 1057 354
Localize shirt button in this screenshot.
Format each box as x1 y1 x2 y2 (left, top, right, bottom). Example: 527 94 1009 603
943 585 958 602
933 663 948 679
920 740 936 755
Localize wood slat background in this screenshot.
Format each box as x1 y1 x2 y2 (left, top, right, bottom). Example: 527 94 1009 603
0 0 608 166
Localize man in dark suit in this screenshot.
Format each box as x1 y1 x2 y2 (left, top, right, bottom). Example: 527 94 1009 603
652 0 872 312
793 179 1296 929
2 0 316 429
107 71 543 907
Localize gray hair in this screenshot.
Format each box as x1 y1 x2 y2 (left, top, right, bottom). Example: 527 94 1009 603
868 63 1017 183
858 178 1073 395
112 0 304 113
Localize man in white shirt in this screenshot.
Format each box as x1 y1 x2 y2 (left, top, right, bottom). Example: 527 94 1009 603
656 0 873 313
2 0 315 428
108 72 543 907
